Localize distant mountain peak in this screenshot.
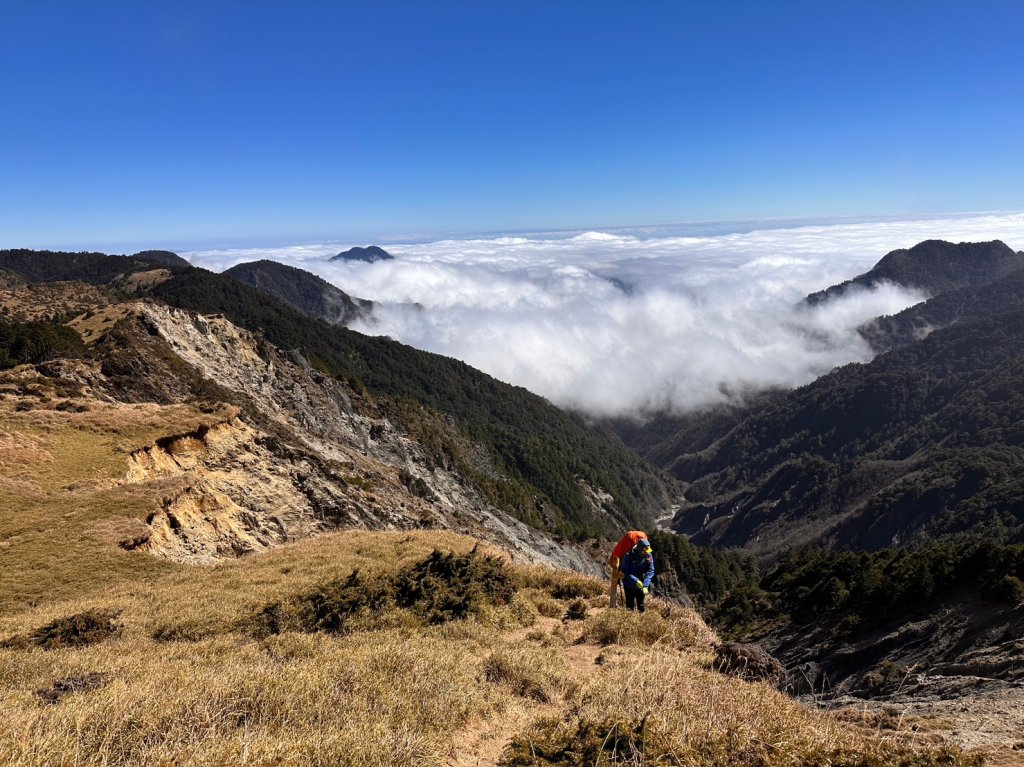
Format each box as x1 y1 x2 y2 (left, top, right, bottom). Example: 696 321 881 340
132 250 192 269
805 239 1023 305
330 245 393 263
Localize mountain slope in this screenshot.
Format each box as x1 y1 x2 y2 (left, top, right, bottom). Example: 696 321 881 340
2 517 981 767
805 239 1024 305
147 268 674 538
224 259 373 326
861 264 1024 352
0 248 189 284
670 306 1024 555
0 249 675 539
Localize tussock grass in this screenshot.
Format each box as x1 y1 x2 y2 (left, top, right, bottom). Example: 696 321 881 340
0 631 493 767
582 601 717 649
500 646 981 766
521 587 564 618
515 564 606 599
484 644 578 703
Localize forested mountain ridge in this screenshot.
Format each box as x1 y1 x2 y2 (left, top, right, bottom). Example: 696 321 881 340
805 239 1023 305
131 250 192 269
0 249 675 539
613 240 1024 491
861 264 1024 352
224 259 373 326
0 248 191 284
605 389 787 467
671 305 1024 555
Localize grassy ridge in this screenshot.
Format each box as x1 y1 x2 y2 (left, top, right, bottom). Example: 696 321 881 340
0 528 979 767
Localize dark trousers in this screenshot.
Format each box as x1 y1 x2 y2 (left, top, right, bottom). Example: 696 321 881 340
624 586 646 613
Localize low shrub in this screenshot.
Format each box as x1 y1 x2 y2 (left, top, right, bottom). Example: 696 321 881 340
393 547 515 624
564 599 588 621
36 672 111 705
1 609 121 650
713 641 786 688
501 716 672 767
244 548 518 636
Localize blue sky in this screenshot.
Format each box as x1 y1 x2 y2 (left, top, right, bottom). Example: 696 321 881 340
3 1 1023 251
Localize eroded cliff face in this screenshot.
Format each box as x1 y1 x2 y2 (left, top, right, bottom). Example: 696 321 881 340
53 299 605 574
125 418 337 562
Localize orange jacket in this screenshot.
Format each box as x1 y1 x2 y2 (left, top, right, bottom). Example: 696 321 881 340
609 530 649 566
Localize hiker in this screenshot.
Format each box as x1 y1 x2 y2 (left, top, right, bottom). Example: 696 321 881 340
619 537 654 613
608 530 649 608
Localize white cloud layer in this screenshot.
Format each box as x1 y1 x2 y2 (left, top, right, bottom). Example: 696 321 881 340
183 213 1024 417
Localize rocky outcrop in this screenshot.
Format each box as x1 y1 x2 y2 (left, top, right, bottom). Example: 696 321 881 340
768 600 1024 702
55 299 605 575
124 418 369 563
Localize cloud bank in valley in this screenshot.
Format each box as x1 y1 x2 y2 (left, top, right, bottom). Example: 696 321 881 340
183 213 1024 417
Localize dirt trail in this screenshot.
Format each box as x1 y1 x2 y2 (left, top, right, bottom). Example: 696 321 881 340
447 700 557 767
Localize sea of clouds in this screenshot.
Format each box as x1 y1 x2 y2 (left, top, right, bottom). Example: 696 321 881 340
182 212 1024 417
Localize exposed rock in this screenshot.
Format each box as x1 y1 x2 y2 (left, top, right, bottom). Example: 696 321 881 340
38 299 606 575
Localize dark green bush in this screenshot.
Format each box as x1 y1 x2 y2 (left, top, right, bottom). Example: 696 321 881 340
393 547 515 624
1 609 121 650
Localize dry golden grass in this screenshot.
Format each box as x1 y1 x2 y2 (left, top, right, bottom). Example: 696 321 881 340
499 646 981 766
0 391 985 767
582 601 719 650
0 282 110 322
0 398 232 613
0 524 985 767
67 302 140 344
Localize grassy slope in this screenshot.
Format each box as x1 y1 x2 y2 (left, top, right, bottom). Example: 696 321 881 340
0 392 978 766
0 398 222 613
0 533 976 767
